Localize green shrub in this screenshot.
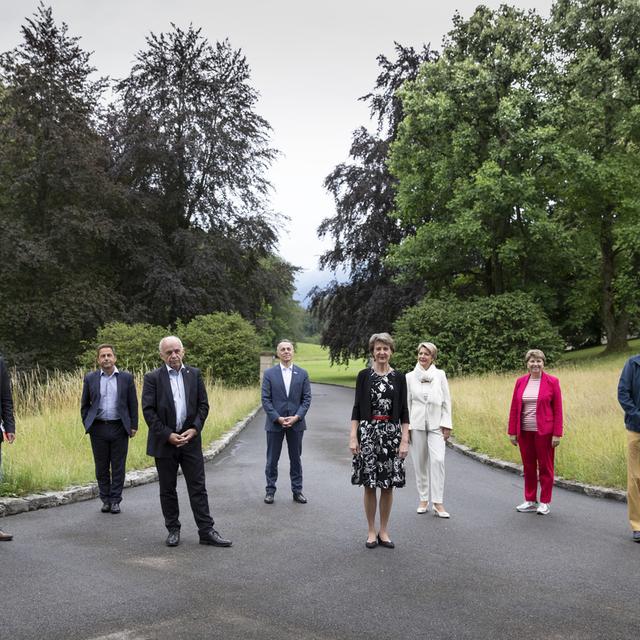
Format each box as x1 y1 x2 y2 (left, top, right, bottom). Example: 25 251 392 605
393 292 564 376
78 322 167 371
179 312 260 385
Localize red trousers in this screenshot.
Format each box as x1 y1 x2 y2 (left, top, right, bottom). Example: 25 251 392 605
518 431 555 504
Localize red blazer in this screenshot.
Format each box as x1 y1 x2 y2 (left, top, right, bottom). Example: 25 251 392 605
508 372 563 437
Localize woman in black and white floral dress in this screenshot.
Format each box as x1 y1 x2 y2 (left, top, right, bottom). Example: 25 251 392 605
350 333 410 549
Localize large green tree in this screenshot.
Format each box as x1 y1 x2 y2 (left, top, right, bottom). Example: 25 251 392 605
0 9 299 368
0 5 122 367
549 0 640 351
108 25 287 328
388 6 584 338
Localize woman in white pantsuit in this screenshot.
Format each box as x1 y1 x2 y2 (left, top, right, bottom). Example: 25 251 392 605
406 342 452 518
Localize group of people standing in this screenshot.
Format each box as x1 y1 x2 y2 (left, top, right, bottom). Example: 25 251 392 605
0 337 232 547
347 332 640 547
1 334 640 546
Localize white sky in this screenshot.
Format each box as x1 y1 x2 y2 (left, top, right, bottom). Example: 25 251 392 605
1 0 554 300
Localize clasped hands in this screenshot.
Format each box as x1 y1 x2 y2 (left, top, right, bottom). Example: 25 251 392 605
277 416 299 428
168 428 198 447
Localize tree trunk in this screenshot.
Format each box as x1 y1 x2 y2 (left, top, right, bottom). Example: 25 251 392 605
601 215 629 353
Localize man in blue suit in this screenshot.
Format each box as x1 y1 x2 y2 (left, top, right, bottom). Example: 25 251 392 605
261 340 312 504
81 344 138 514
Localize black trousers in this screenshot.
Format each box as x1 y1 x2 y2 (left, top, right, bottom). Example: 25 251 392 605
89 420 129 504
155 443 214 535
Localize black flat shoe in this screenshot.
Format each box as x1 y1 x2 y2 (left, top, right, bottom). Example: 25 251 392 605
365 539 377 549
101 502 111 513
293 492 307 504
377 534 395 549
110 503 121 514
264 493 274 504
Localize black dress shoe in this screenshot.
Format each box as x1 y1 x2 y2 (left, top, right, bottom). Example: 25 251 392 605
377 534 395 549
365 539 377 549
0 529 13 541
293 492 307 504
264 493 274 504
101 502 111 513
199 529 232 547
110 503 121 514
166 530 180 547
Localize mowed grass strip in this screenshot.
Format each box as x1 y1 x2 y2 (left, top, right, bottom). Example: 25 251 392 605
1 370 259 496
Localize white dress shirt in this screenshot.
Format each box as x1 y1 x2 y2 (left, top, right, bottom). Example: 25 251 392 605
280 363 293 396
166 364 187 432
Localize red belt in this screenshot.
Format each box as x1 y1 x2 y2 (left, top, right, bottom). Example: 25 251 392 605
372 415 391 421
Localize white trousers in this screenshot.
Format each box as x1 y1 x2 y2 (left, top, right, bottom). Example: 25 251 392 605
410 428 446 503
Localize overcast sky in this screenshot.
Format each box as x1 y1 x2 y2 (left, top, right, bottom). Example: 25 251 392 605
1 0 554 301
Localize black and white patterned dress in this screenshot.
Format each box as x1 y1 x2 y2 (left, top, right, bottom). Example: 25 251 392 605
351 370 406 489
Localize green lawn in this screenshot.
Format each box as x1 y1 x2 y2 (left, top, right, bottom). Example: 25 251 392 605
295 342 363 386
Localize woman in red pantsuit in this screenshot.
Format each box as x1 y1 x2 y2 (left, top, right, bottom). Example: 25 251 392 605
508 349 563 515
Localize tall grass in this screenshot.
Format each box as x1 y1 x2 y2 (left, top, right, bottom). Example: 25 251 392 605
450 361 628 489
1 369 259 496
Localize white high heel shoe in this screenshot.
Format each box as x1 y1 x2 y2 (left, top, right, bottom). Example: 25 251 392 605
432 506 450 518
416 502 429 514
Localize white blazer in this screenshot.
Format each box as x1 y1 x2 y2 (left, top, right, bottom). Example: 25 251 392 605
406 364 452 432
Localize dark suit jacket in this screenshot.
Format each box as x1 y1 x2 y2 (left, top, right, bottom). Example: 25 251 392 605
80 369 138 435
261 364 311 433
0 356 15 436
351 368 410 424
142 364 209 458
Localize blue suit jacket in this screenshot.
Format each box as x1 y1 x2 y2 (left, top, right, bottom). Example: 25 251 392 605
261 364 311 432
619 355 640 432
80 369 139 435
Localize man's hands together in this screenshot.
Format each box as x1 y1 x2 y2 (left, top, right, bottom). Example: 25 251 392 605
277 416 299 428
168 428 198 447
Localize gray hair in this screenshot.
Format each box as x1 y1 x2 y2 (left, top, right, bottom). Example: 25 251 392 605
159 336 183 353
369 332 395 353
525 349 546 364
417 341 438 360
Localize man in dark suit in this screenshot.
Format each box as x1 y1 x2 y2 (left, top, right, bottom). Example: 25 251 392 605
142 335 231 548
261 340 312 504
81 344 138 514
0 355 16 541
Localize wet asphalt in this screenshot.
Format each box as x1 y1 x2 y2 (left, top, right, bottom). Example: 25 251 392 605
1 382 639 640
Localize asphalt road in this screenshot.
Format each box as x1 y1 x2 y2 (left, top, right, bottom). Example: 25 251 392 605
1 383 639 640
